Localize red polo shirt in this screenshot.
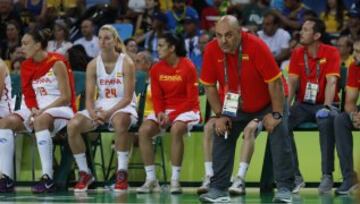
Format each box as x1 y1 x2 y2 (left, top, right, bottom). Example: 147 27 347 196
200 31 283 113
288 43 340 104
347 62 360 89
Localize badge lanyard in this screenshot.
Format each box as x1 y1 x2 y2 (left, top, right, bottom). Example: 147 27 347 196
304 52 320 83
223 44 242 95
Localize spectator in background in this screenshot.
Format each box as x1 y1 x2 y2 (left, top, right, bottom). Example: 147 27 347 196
9 47 25 74
74 19 100 58
337 35 354 68
341 2 360 41
200 0 224 32
287 18 341 194
47 20 73 55
159 0 172 11
303 9 319 20
320 0 348 35
184 15 202 73
13 0 46 29
24 0 46 18
165 0 199 35
333 38 360 196
136 11 168 60
198 32 211 52
257 11 291 65
124 38 138 62
0 0 22 41
128 0 146 14
271 0 284 11
0 20 22 62
272 0 309 32
242 0 269 33
134 0 161 37
280 31 301 72
44 0 77 18
226 3 244 26
66 44 91 72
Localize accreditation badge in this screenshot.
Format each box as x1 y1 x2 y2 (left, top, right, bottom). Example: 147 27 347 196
222 92 241 117
303 82 318 104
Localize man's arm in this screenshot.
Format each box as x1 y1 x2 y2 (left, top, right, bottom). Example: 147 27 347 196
287 75 299 105
204 85 222 115
344 87 359 113
268 77 285 113
263 77 285 133
273 10 301 30
324 75 338 106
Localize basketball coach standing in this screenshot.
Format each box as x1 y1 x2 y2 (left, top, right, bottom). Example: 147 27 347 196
199 15 295 203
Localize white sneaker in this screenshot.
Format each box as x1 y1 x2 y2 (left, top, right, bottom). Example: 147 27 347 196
197 175 211 195
136 180 161 194
229 176 246 195
292 175 305 194
170 180 182 194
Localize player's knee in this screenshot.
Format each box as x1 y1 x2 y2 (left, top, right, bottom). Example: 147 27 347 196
67 118 81 136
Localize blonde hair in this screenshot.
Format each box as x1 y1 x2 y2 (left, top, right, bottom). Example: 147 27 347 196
99 24 127 53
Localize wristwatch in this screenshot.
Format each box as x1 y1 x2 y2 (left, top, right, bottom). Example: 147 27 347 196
272 112 283 120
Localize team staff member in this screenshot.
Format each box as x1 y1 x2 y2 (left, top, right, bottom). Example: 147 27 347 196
287 18 341 194
0 29 76 193
198 76 290 196
199 15 294 203
333 39 360 195
137 32 200 194
67 25 138 192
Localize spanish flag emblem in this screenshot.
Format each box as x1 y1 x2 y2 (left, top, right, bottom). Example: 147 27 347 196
47 70 54 76
116 72 123 77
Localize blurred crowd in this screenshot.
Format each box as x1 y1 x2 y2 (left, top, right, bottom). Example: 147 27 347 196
1 0 359 74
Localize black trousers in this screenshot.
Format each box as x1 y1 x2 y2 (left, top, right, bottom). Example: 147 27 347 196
210 105 295 191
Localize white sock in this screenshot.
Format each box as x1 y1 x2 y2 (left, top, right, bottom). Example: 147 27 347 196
35 130 53 179
171 165 181 181
74 153 90 173
145 165 156 181
117 151 129 171
204 162 213 177
0 129 14 179
237 162 249 179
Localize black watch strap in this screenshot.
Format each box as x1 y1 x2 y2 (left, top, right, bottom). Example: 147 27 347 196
272 112 283 120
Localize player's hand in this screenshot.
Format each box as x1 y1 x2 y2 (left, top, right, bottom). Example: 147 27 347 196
157 112 169 128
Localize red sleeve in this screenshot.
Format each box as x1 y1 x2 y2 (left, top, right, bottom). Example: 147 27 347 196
20 61 38 109
150 65 165 116
347 63 359 88
200 43 217 85
169 61 199 120
325 48 341 77
253 39 282 82
288 49 301 76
